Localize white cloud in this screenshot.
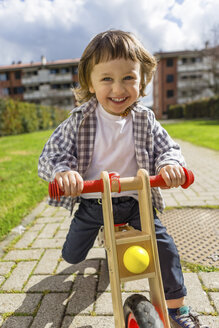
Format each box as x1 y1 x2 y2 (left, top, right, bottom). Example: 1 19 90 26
0 0 218 67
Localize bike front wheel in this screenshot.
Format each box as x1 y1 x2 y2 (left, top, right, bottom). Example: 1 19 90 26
123 294 164 328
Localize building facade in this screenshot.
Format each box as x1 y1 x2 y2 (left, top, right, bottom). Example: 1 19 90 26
0 56 80 109
153 46 219 119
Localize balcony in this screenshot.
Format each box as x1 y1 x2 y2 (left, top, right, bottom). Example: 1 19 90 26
22 72 72 85
23 89 73 100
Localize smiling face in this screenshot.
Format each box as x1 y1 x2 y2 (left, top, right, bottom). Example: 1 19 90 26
89 58 142 115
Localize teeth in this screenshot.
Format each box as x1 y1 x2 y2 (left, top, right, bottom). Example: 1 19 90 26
111 97 126 102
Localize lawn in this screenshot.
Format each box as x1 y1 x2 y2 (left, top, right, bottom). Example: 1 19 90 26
0 119 218 241
0 130 53 240
161 120 219 151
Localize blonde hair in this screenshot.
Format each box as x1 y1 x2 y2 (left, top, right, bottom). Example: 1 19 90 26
74 29 157 104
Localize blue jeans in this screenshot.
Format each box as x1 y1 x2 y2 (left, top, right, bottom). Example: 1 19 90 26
62 197 187 300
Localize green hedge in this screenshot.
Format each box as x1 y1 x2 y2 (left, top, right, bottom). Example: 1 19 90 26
168 96 219 120
0 98 69 136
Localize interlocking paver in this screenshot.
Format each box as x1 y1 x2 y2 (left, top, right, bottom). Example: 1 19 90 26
30 223 45 232
34 249 61 274
123 277 150 291
0 293 42 313
40 207 57 217
24 274 74 292
14 230 39 248
86 247 106 260
59 217 72 230
35 216 63 224
209 292 219 312
56 258 100 275
184 273 214 313
31 293 68 328
97 259 110 292
200 316 219 328
199 272 219 289
66 275 97 315
0 262 14 275
1 261 37 291
61 315 114 328
3 249 43 261
55 229 68 238
1 316 33 328
38 223 60 238
31 237 65 248
0 276 5 285
54 208 70 217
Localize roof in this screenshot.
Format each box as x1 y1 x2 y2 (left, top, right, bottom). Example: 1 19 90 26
0 58 80 71
154 45 219 59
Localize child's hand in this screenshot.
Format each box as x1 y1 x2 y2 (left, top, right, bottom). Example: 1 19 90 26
55 171 84 197
159 165 186 189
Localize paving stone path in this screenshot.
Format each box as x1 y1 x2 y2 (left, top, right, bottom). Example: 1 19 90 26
0 140 218 327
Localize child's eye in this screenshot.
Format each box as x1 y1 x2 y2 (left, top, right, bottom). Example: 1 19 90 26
124 75 134 80
102 77 112 81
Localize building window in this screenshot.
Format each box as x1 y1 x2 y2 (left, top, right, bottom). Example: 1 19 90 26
13 87 24 94
182 58 187 64
15 71 21 79
62 83 71 89
60 68 69 74
181 91 187 97
166 58 174 67
72 66 78 74
166 74 174 83
51 84 61 89
50 69 59 74
1 88 9 95
196 57 202 63
167 89 174 98
0 73 9 81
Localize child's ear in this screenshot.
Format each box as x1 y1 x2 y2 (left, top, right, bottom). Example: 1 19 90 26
89 84 95 93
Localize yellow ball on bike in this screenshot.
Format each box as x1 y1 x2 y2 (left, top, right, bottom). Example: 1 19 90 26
123 245 150 274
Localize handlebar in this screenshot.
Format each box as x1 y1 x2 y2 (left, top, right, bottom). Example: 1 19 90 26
48 167 194 202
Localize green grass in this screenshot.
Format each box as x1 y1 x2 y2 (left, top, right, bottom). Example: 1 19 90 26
161 120 219 151
0 119 218 241
0 130 53 240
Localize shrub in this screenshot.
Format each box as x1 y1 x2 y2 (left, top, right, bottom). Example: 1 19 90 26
168 96 219 120
0 98 69 136
168 104 184 119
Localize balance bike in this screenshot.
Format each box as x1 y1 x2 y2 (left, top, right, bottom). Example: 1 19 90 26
49 168 194 328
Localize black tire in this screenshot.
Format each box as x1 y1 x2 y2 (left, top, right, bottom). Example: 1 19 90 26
123 294 164 328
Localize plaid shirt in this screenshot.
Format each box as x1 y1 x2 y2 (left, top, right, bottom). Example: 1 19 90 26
38 97 185 213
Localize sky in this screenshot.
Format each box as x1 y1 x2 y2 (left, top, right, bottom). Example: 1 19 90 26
0 0 218 104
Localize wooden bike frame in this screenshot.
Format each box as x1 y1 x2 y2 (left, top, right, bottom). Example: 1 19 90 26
101 169 170 328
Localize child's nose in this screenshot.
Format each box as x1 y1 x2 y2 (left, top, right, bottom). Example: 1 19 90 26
112 81 125 94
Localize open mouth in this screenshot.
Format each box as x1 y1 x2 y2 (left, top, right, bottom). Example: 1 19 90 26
110 97 128 104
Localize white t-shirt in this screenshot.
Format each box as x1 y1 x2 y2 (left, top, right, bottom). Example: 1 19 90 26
82 102 139 199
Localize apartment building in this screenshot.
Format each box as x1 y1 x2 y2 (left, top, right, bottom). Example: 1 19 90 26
153 46 219 119
0 56 80 109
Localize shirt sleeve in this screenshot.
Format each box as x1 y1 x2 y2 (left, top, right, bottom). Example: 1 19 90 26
149 113 186 174
38 115 78 182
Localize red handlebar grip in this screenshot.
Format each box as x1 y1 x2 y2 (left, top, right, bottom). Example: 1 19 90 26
48 167 194 201
49 179 104 201
181 167 195 189
149 167 194 189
